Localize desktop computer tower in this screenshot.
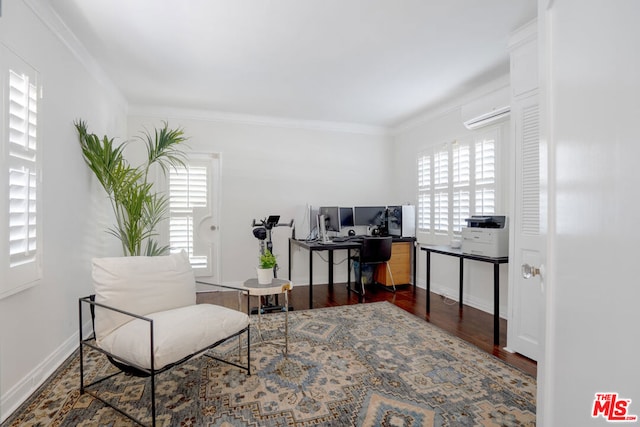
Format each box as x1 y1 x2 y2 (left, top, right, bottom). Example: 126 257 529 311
387 205 416 237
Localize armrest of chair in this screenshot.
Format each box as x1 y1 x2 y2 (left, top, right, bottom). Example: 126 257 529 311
196 281 246 312
79 296 154 341
79 295 155 373
80 295 153 323
196 281 245 292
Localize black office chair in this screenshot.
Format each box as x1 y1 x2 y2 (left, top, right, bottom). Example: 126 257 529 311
350 236 395 296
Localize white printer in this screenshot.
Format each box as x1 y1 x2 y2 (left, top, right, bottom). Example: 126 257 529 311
461 215 509 258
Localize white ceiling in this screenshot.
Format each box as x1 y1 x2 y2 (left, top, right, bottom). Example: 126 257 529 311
50 0 536 128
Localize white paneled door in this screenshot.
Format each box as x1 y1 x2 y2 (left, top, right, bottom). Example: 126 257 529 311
506 21 544 362
507 93 544 361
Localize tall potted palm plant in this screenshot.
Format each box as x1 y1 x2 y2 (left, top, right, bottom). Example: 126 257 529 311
75 120 188 256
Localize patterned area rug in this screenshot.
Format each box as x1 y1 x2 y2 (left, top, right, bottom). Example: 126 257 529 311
2 302 536 426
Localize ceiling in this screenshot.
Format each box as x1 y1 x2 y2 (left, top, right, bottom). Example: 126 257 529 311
50 0 537 128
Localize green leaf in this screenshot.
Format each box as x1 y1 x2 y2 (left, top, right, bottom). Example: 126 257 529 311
259 250 277 269
75 119 188 257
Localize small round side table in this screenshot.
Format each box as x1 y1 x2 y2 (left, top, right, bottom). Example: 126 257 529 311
242 278 292 356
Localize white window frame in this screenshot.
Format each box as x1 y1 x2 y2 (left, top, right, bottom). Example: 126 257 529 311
417 127 501 242
1 45 42 299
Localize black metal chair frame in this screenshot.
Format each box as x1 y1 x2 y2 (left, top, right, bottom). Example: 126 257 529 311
348 236 396 297
78 295 251 427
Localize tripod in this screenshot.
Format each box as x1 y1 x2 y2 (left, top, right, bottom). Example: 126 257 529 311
251 215 294 313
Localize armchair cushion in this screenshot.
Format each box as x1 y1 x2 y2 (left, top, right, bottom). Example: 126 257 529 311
98 303 249 370
92 251 196 341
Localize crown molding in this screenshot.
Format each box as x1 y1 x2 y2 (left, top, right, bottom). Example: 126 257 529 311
508 19 538 51
128 105 390 136
23 0 127 109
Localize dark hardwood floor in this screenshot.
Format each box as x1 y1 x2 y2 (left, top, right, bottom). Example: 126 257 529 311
197 282 537 378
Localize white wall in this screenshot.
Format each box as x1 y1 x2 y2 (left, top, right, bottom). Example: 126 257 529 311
0 0 127 421
0 2 530 421
542 1 640 425
127 112 393 288
391 78 513 317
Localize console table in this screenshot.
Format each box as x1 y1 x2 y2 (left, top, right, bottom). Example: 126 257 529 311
420 245 508 345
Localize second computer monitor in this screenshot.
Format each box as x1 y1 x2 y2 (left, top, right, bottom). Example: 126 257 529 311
354 206 386 227
339 207 354 228
319 206 341 232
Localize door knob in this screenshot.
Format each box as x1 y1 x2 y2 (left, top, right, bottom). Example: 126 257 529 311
521 264 540 279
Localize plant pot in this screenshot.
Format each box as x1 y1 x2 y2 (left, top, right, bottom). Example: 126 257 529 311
256 267 274 284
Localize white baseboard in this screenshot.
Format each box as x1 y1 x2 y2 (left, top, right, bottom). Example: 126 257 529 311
421 280 508 319
0 321 91 423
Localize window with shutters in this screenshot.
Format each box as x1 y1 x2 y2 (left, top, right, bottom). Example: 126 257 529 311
2 49 42 298
165 153 220 281
417 155 431 231
169 163 209 271
417 128 499 238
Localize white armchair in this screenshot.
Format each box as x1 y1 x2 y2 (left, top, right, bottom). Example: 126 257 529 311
79 251 250 427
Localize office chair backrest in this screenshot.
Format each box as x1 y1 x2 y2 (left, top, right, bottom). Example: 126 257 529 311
360 237 393 263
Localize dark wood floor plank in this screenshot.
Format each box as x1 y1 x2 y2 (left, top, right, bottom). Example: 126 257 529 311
197 282 537 377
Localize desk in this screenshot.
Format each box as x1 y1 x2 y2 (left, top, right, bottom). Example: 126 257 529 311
288 239 359 309
289 237 417 309
420 245 508 345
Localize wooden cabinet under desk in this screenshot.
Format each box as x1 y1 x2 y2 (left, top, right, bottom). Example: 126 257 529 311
375 241 412 286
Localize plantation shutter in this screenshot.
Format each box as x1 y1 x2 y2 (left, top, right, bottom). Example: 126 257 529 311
3 56 42 298
417 153 431 231
474 132 496 215
169 165 208 270
416 127 501 241
452 142 470 233
433 148 448 233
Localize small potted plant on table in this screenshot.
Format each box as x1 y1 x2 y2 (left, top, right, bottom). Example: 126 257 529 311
257 250 277 284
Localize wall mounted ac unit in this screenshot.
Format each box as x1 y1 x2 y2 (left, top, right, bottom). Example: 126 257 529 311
461 86 510 130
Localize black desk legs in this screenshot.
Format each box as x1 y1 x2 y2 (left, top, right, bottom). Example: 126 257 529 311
347 249 352 287
412 245 417 290
425 251 431 313
306 249 339 309
459 258 464 309
288 240 292 280
421 246 504 347
308 250 313 309
328 250 334 286
494 263 500 346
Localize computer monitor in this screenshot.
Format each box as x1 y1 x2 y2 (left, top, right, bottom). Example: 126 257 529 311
339 207 354 228
354 206 386 226
307 205 319 239
317 214 329 243
319 206 341 232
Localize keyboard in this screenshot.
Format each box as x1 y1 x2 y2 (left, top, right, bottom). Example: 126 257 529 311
331 235 367 243
331 237 350 243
